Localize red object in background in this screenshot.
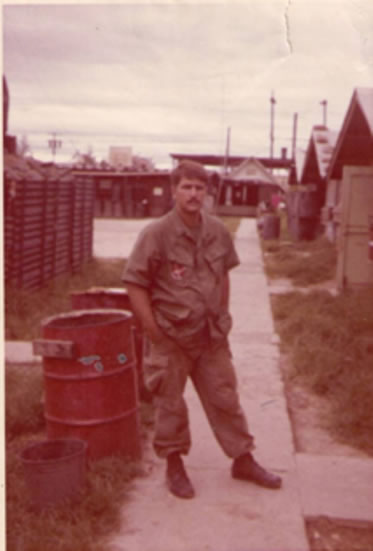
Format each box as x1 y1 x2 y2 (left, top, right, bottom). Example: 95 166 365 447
369 218 373 261
271 193 281 209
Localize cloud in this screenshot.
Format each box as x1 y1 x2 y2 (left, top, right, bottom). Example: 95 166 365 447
3 1 373 165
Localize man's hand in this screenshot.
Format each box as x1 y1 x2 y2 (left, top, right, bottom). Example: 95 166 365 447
221 274 230 310
125 283 171 346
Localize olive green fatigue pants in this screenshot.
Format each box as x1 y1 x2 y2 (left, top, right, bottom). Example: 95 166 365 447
143 338 255 459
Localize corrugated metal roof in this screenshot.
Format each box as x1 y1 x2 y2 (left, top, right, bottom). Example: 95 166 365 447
294 148 307 182
327 87 373 180
312 127 339 179
72 168 169 178
356 87 373 134
229 156 278 184
4 153 43 181
170 152 292 170
300 126 338 184
4 153 74 182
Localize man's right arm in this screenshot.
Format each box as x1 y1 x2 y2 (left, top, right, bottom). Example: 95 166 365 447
125 283 169 346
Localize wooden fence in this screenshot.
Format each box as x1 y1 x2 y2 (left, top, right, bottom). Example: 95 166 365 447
4 159 95 291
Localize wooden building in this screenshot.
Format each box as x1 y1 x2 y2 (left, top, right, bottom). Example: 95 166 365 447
170 153 289 216
287 148 306 238
170 152 292 171
326 87 373 290
72 168 171 218
287 126 338 240
216 157 283 216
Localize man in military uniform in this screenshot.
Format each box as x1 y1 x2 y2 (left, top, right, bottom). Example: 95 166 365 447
122 160 282 498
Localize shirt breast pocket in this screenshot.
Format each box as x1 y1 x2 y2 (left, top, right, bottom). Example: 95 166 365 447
204 248 226 277
167 251 193 286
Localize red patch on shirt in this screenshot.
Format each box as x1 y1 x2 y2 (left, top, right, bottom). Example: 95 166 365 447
171 262 186 280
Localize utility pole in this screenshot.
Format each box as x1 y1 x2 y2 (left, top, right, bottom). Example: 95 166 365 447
320 100 328 127
223 126 231 176
270 92 276 158
292 112 298 160
48 132 62 162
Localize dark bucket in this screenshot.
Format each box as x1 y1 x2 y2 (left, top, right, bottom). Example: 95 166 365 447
21 438 87 510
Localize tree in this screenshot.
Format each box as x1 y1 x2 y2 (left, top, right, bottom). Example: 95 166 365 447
72 146 97 168
132 155 155 172
17 134 31 157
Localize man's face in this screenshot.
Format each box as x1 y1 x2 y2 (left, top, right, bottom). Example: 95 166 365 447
172 177 207 216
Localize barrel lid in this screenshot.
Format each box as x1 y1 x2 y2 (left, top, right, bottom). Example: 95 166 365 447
41 308 133 329
71 287 129 295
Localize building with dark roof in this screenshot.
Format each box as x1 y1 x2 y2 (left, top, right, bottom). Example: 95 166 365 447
287 126 338 240
170 152 289 216
328 88 373 181
326 87 373 289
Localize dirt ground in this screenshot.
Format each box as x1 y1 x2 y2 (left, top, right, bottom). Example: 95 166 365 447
279 353 373 551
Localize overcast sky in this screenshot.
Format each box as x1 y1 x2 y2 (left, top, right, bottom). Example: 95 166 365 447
3 0 373 167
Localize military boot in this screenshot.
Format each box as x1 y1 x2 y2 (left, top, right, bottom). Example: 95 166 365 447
166 453 195 499
232 453 282 489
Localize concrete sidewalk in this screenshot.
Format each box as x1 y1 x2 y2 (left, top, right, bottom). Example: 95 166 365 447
109 218 310 551
93 218 150 259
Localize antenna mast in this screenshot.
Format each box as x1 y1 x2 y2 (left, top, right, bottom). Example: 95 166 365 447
270 92 276 158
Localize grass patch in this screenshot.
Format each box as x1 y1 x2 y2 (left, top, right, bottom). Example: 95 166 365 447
6 364 44 441
272 288 373 454
263 235 337 286
260 212 337 286
263 219 373 454
307 517 373 551
5 258 126 340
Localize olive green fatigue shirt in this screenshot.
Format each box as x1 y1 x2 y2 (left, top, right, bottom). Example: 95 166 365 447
122 208 240 356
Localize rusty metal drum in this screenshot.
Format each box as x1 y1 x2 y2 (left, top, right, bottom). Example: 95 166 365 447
262 214 281 240
70 287 146 399
34 309 142 460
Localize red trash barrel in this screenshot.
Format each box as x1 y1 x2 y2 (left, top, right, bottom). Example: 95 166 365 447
70 288 146 398
33 309 142 461
262 214 281 240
